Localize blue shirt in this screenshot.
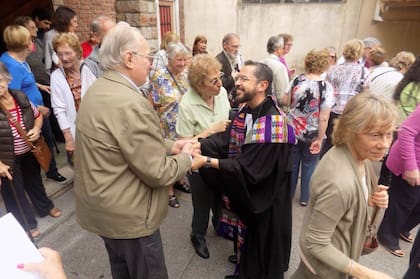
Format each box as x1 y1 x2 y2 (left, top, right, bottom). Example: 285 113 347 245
0 52 44 106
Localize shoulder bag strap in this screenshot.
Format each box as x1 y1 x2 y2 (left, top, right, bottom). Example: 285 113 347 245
166 67 185 94
0 101 35 149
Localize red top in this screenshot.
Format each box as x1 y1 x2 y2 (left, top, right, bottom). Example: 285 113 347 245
81 41 93 59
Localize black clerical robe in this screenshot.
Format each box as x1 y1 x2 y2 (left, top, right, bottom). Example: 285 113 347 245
200 98 294 279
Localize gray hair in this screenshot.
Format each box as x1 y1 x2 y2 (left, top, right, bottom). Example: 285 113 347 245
90 19 101 33
363 37 381 48
166 42 189 60
222 33 239 46
266 35 284 54
99 24 146 71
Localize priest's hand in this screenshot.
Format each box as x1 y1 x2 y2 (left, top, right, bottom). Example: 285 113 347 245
191 154 206 170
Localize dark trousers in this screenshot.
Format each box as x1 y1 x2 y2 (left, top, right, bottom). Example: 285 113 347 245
41 114 58 175
189 171 222 240
404 229 420 279
101 229 168 279
378 173 420 249
40 89 64 142
1 152 54 230
320 112 340 159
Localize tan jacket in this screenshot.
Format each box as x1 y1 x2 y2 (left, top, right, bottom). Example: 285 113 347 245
74 71 191 239
298 145 375 279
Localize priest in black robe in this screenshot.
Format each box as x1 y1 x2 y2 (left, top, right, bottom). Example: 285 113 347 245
193 61 296 279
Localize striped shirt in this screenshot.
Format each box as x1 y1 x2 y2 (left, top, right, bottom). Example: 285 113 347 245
7 99 40 155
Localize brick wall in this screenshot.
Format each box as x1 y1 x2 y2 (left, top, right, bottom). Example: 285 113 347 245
52 0 158 51
53 0 116 42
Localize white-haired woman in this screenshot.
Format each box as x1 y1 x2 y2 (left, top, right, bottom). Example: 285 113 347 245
151 42 189 207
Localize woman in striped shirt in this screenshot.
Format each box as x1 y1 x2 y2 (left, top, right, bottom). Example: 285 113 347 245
0 62 60 239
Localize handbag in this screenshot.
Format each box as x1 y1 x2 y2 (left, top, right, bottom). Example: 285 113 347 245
362 206 382 255
0 102 52 172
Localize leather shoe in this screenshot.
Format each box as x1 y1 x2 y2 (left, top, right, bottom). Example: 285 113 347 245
224 275 239 279
191 235 209 259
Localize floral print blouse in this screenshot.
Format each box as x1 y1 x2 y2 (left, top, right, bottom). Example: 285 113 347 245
151 67 188 140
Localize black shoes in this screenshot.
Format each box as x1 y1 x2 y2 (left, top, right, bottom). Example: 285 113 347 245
47 171 67 184
191 235 209 259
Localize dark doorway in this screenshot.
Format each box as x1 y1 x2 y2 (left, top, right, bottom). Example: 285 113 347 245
0 0 53 52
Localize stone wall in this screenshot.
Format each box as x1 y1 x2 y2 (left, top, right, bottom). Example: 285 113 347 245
115 0 158 51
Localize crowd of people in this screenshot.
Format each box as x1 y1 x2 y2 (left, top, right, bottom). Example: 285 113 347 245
0 4 419 279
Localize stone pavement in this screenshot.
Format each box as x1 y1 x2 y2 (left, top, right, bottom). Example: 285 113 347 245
0 146 414 278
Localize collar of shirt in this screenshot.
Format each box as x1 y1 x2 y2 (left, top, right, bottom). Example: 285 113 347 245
117 72 143 95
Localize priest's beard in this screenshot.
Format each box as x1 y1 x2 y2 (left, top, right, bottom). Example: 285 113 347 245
235 87 256 104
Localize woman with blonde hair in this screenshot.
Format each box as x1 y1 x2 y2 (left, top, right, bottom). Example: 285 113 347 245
292 93 396 279
321 39 369 157
176 54 230 258
50 32 82 165
390 51 416 74
0 24 66 182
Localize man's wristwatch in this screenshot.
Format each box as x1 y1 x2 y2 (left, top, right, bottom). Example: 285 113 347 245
204 157 212 168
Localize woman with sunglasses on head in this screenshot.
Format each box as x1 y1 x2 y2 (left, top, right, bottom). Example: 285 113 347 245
151 42 189 208
176 54 231 259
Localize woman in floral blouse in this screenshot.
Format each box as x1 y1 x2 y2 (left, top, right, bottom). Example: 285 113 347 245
151 42 189 207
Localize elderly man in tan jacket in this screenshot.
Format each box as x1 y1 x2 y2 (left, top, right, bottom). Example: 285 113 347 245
74 23 197 279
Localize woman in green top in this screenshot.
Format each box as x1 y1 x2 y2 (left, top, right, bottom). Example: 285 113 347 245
393 57 420 122
176 54 231 259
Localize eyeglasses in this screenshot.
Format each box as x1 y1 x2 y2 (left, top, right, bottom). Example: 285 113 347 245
209 72 224 86
131 51 155 63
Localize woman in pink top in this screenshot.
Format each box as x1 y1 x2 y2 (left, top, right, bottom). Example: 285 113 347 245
378 104 420 257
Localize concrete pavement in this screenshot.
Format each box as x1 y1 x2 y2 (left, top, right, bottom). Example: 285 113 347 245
0 146 414 278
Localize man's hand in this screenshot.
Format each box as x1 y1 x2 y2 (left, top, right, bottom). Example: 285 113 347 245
37 105 50 117
191 153 207 170
172 139 200 155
